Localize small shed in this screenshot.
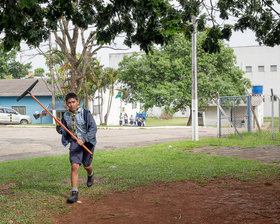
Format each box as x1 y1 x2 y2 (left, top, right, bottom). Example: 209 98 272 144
0 79 64 124
204 95 264 129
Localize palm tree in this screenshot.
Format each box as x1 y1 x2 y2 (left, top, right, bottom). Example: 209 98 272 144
102 68 120 125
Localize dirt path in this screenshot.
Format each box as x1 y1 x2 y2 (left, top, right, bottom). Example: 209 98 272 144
51 179 280 224
188 145 280 164
50 146 280 224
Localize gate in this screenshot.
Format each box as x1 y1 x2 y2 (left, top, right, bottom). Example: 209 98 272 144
218 96 251 138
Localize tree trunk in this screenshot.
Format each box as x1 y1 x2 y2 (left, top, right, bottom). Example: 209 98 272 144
105 85 114 125
98 89 102 124
70 69 79 93
100 89 104 124
187 112 192 126
83 79 89 109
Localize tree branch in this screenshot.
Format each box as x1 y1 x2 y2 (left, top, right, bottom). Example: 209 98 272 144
262 0 280 17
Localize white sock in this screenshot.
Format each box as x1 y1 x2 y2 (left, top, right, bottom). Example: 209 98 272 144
72 187 78 192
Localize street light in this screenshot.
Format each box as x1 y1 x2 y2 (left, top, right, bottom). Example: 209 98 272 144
192 15 199 141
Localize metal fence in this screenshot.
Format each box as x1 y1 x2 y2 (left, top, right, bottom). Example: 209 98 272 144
270 89 280 140
218 96 251 138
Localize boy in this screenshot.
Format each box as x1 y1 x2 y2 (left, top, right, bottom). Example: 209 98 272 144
56 93 97 203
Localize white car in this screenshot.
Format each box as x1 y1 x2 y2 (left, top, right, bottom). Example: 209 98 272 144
0 107 32 124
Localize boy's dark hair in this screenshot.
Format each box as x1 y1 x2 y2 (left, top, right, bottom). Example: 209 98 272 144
65 93 78 102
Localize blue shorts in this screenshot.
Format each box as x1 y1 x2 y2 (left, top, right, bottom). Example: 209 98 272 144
69 141 95 167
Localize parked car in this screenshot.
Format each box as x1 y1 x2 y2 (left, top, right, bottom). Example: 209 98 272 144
0 107 32 124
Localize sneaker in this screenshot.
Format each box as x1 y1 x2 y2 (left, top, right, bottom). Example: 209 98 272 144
67 191 78 203
87 172 94 187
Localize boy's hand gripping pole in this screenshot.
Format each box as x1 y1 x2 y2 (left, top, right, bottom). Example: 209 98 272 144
17 80 92 155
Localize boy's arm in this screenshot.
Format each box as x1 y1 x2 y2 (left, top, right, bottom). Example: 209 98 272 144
82 112 97 143
56 118 66 135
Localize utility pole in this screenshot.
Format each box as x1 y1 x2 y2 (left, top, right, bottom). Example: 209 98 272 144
192 15 199 141
49 33 56 123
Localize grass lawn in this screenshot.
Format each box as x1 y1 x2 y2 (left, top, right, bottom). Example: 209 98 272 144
264 117 280 130
17 117 189 127
145 117 189 126
0 132 280 223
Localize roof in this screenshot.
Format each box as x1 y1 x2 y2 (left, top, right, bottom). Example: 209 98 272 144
0 79 53 97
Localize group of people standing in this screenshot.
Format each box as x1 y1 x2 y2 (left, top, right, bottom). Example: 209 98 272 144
119 113 145 126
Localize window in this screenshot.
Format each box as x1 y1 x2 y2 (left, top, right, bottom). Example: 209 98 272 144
270 65 277 72
245 66 252 72
93 105 100 115
5 108 17 114
258 66 264 72
12 106 26 115
132 102 137 109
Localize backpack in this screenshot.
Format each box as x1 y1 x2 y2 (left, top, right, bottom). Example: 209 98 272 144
83 108 90 131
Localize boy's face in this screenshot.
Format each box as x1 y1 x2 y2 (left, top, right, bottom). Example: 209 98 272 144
66 98 79 112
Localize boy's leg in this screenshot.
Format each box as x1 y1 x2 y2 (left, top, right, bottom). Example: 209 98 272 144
67 163 80 203
82 142 95 187
71 163 80 188
67 141 83 203
84 165 94 187
84 165 93 175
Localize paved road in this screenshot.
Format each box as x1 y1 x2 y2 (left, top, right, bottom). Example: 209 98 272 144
0 126 217 161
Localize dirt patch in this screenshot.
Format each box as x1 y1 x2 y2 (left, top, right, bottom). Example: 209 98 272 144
0 183 16 196
186 145 280 164
50 179 280 224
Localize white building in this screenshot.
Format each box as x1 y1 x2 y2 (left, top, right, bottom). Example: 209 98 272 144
90 51 141 125
233 45 280 117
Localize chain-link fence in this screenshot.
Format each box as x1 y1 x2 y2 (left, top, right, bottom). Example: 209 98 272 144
270 89 280 140
218 96 251 138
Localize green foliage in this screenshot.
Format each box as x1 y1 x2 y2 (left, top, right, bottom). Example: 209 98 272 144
218 0 280 47
1 1 280 53
0 49 32 79
34 67 45 77
118 33 251 112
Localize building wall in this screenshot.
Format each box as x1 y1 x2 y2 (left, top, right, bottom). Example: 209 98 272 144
205 100 264 128
233 45 280 117
0 96 61 124
204 106 218 126
147 106 190 118
109 52 139 69
90 88 141 125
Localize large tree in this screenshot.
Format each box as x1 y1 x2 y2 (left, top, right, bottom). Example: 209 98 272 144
0 1 280 53
0 49 32 79
53 16 103 93
118 33 251 114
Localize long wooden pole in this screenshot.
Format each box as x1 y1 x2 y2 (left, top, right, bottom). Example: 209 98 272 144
30 92 92 155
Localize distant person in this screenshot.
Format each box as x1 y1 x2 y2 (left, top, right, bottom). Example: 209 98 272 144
124 113 128 126
137 115 142 126
141 116 146 126
129 115 134 126
119 113 123 126
104 113 108 125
